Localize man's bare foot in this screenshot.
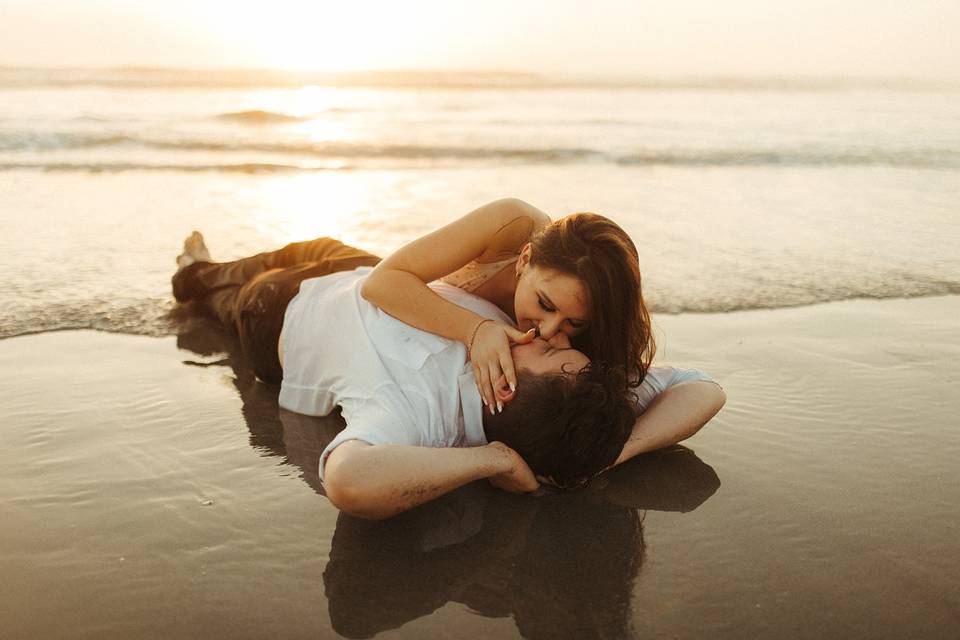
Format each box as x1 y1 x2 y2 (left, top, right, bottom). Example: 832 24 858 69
176 231 212 270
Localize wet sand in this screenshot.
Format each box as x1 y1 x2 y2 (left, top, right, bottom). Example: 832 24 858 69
1 295 958 639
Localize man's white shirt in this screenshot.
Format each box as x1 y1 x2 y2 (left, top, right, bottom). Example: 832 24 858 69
279 267 511 480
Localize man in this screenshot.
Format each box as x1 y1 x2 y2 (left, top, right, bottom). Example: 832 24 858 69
279 267 636 519
173 234 725 520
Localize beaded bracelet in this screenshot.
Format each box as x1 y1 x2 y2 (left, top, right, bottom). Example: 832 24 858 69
467 318 494 359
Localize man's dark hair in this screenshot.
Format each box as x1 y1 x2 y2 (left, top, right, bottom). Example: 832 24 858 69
482 362 636 488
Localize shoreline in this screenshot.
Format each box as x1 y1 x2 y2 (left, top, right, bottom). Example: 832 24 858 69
2 291 959 344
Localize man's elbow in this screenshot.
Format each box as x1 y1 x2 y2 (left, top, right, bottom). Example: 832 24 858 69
324 458 394 520
324 472 359 514
683 381 726 440
711 384 727 415
699 383 726 430
325 474 385 519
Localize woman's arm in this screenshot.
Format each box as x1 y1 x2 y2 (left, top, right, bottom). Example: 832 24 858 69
323 439 538 520
361 198 548 406
613 381 726 467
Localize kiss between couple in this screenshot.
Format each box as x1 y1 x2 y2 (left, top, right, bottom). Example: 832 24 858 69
172 198 725 519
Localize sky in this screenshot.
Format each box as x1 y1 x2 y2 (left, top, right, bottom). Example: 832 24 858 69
1 0 958 78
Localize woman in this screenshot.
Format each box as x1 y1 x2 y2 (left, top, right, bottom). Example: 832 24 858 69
173 198 654 411
361 198 654 412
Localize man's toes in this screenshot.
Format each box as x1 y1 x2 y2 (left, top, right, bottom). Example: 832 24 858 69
187 231 211 262
176 253 195 270
183 231 211 262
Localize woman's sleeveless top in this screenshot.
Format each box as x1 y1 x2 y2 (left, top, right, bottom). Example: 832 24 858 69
440 255 517 293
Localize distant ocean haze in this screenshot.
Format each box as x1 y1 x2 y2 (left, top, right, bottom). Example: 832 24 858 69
0 68 958 339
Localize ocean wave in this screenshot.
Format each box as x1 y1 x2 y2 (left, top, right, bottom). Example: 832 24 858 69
216 110 313 124
0 131 134 152
152 140 601 162
3 287 959 342
2 128 957 169
2 152 957 174
0 130 600 160
0 297 177 341
615 149 960 169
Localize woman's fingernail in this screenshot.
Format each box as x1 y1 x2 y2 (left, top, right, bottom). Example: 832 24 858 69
509 383 516 392
489 404 496 416
496 401 503 413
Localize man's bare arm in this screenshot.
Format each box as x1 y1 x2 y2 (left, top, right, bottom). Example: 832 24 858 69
614 381 726 467
323 440 538 520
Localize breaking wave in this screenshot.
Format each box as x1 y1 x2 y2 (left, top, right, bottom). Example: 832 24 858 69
215 110 313 124
1 133 957 172
4 284 960 342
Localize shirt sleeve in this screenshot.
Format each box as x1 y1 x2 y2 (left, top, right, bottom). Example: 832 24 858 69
318 399 422 482
632 366 719 414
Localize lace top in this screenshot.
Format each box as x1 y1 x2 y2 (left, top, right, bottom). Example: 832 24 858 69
440 255 517 293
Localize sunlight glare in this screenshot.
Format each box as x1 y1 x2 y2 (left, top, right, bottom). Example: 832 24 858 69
283 86 338 116
201 1 412 71
248 173 375 245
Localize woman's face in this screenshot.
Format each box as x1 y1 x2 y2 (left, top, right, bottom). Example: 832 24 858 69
513 248 589 340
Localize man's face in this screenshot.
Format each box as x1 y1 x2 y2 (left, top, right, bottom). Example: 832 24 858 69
511 333 589 376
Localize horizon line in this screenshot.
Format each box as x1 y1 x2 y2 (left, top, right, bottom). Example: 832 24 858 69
1 64 959 82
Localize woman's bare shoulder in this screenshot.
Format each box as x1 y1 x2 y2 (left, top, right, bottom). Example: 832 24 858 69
480 198 551 260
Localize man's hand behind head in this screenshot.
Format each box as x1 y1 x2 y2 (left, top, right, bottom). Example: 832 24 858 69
486 441 540 493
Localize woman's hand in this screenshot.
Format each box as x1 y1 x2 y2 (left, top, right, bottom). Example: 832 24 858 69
468 320 536 413
486 442 540 493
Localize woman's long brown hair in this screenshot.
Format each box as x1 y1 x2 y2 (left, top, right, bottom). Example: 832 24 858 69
529 213 655 387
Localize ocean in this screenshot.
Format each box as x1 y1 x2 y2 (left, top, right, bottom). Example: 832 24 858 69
1 68 958 338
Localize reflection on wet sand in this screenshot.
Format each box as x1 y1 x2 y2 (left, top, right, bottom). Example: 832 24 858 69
174 311 721 639
174 310 339 494
324 447 719 640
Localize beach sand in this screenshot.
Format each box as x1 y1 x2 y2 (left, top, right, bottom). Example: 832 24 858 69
1 295 958 639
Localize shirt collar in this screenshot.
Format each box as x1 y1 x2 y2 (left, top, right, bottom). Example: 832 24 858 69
457 368 488 446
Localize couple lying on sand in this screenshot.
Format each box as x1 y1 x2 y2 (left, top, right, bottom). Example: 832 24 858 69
172 198 725 519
